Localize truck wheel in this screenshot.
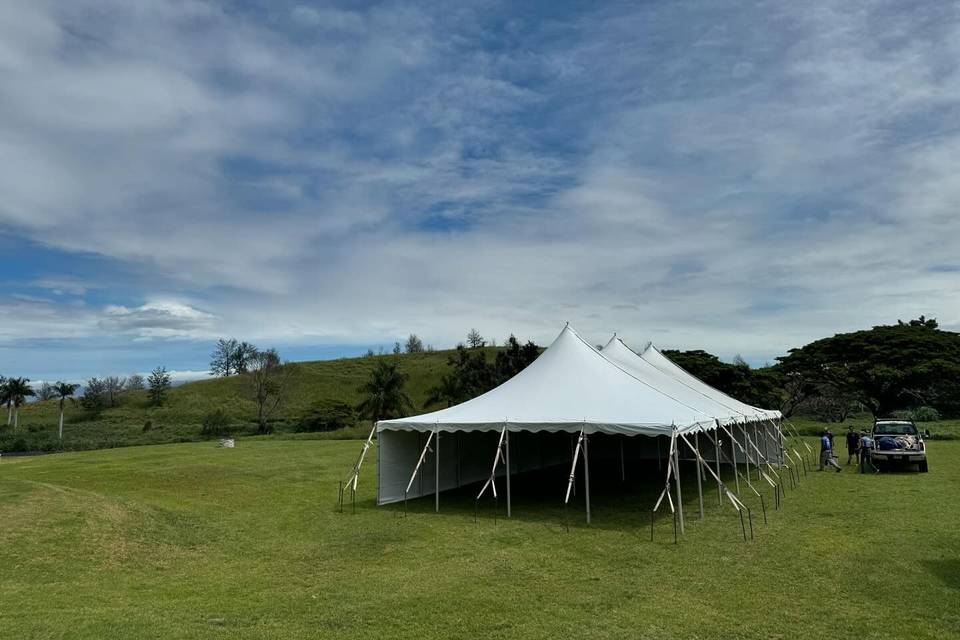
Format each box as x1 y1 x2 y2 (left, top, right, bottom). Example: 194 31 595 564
919 460 929 473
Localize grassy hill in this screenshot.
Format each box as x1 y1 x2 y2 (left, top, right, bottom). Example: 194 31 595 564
1 349 493 453
1 435 958 638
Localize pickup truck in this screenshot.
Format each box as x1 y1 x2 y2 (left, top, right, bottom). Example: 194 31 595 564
871 420 928 472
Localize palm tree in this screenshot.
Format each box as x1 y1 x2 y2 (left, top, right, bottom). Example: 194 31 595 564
0 376 10 426
425 373 461 408
53 382 80 440
6 377 35 430
356 360 413 424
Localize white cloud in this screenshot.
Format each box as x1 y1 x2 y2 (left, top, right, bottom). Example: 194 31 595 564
100 301 216 339
0 0 957 373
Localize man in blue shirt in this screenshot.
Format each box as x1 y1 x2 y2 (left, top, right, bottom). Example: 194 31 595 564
820 431 842 472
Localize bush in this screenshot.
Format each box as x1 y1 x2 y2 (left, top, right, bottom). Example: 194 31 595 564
201 409 232 436
142 420 153 432
297 400 356 433
911 406 941 422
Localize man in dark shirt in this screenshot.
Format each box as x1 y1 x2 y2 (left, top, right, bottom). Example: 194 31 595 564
846 425 860 465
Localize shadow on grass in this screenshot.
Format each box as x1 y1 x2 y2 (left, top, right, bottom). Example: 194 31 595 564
335 460 788 542
923 558 960 589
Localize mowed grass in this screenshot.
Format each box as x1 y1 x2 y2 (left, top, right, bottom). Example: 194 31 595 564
1 433 958 639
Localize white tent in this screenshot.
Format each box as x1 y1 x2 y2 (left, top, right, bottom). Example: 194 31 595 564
636 341 781 422
371 325 785 531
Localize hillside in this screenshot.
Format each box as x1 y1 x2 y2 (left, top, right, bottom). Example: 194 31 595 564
1 348 496 453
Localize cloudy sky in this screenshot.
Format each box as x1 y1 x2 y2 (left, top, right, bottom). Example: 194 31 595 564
1 0 959 382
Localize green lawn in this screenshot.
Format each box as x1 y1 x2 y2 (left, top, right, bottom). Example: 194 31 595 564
1 432 957 638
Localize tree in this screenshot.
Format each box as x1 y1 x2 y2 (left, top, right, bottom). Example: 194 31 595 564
494 335 540 384
0 376 9 425
247 349 291 434
210 338 239 376
393 342 401 355
357 360 413 424
126 374 145 391
6 377 35 430
80 377 107 413
466 329 485 349
231 341 258 374
53 382 79 440
405 334 424 353
37 382 56 401
148 367 172 407
103 376 126 407
210 338 258 376
777 320 960 417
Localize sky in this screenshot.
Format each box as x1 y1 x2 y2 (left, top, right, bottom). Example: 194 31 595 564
1 0 959 383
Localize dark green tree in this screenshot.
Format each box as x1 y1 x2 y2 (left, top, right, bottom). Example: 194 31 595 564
777 318 960 417
148 367 172 407
357 360 413 423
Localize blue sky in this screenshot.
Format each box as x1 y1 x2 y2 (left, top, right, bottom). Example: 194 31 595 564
1 0 959 383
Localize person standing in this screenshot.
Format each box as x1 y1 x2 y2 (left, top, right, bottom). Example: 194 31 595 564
846 425 860 465
860 430 878 474
820 431 842 472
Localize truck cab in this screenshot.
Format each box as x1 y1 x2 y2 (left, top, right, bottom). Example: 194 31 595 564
871 420 928 472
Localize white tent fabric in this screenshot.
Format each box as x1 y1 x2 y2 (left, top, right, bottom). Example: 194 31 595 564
637 342 781 421
599 337 748 427
378 324 716 437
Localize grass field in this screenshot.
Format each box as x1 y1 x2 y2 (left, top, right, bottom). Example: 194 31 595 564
1 431 958 639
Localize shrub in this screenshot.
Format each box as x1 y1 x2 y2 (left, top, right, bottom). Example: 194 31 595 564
201 409 232 436
297 400 356 433
911 406 941 422
142 420 153 432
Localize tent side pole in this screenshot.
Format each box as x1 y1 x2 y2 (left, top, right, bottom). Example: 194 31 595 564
712 428 722 506
695 431 704 520
435 428 440 513
742 422 751 482
583 432 591 524
672 430 684 534
505 428 512 518
620 436 625 483
729 423 740 495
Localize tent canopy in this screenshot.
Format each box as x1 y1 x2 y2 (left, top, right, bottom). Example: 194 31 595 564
637 341 781 421
378 324 718 437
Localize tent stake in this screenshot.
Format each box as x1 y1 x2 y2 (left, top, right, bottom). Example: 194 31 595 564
759 494 767 524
